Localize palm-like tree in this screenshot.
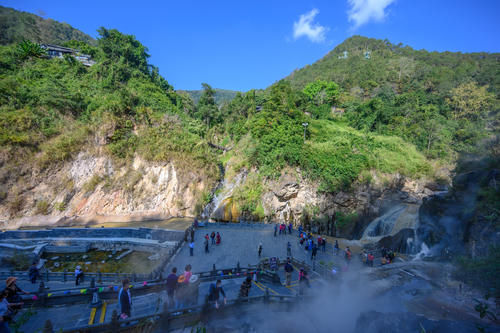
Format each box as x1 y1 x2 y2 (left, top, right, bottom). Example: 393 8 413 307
17 39 46 60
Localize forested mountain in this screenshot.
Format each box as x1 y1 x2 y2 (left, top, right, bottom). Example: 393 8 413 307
0 8 497 223
0 6 96 45
183 88 239 105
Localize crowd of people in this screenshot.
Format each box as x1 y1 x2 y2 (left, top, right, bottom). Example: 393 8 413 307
0 220 402 329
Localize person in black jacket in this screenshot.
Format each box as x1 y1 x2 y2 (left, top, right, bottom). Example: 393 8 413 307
284 259 294 286
119 279 132 319
166 267 178 308
208 279 226 309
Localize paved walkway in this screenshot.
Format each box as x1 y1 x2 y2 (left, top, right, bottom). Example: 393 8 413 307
14 225 339 332
166 225 345 274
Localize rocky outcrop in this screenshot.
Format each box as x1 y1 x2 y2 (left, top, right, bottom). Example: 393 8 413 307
417 167 500 258
0 152 214 229
207 166 440 239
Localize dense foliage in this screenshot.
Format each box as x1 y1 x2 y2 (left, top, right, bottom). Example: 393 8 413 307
0 28 217 177
0 6 96 46
0 14 498 221
285 36 499 158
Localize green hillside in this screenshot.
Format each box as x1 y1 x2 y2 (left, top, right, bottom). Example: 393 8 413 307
285 35 499 96
0 7 497 221
0 6 96 45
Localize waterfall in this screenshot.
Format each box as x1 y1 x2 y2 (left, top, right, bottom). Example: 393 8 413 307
414 242 431 260
201 163 225 219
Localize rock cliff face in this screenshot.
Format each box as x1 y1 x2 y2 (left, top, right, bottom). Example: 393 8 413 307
206 166 442 239
417 167 500 257
0 152 214 229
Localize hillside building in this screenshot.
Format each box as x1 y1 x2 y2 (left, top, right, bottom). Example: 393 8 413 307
41 44 95 66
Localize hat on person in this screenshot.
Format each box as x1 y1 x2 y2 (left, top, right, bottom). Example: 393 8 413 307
177 275 186 283
189 274 199 284
6 277 17 287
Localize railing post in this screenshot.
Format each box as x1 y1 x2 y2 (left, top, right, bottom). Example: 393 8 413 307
38 281 45 294
110 309 119 333
90 277 96 289
38 281 47 306
212 264 216 277
63 269 67 282
45 270 49 282
98 270 102 284
42 319 53 333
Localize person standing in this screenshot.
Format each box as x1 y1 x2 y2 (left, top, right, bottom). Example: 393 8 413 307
75 266 84 286
311 243 318 260
238 276 253 299
119 279 132 319
190 228 195 243
215 232 221 245
258 243 263 257
298 268 310 295
288 223 293 235
286 241 292 257
166 267 178 308
210 231 216 245
208 280 226 309
274 224 278 237
334 240 339 256
367 253 374 267
321 237 326 252
345 246 352 263
28 262 40 284
0 289 22 333
204 237 209 254
189 241 194 256
284 259 294 286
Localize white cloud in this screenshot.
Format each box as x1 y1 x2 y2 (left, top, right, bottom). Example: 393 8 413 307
293 9 328 43
347 0 396 30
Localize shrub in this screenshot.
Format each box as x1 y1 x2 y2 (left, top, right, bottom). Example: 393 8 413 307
83 174 103 193
54 201 66 212
35 200 49 215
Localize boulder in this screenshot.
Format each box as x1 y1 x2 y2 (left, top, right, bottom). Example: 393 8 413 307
377 228 415 253
274 183 299 201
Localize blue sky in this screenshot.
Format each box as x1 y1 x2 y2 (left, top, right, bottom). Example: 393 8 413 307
2 0 499 91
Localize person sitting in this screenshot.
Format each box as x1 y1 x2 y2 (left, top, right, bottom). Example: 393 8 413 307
238 276 253 299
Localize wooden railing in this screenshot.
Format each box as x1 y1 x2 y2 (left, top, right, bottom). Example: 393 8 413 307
57 293 302 333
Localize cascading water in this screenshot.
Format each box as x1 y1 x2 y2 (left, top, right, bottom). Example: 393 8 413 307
360 204 422 254
201 163 225 219
201 167 248 221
